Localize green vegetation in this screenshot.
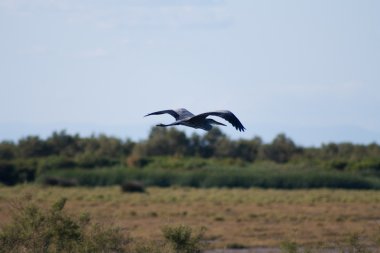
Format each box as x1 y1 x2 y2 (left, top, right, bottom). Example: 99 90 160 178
162 225 206 253
0 197 129 253
1 128 380 189
37 166 380 189
2 128 379 251
0 196 206 253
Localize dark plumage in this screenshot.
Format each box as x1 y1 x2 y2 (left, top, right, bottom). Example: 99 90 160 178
144 108 246 132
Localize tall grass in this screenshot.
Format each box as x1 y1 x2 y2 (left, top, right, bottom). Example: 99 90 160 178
38 166 380 189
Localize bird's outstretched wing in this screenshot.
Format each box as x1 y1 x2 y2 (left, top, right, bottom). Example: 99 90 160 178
144 109 180 120
192 110 246 132
144 108 195 120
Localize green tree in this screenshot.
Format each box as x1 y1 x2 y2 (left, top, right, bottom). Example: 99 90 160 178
140 127 190 156
214 137 234 158
188 133 202 156
199 128 226 158
17 136 52 158
261 133 298 163
233 136 262 162
95 134 123 158
0 141 16 160
46 130 80 156
122 138 135 156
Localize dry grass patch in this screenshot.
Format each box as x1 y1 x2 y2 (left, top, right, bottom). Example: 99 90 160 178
0 185 380 249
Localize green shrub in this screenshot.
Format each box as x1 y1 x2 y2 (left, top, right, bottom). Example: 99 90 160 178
162 224 206 253
0 197 129 253
348 159 380 172
326 160 349 170
0 161 18 185
75 153 117 168
126 154 151 168
0 159 39 185
13 158 38 182
38 156 76 173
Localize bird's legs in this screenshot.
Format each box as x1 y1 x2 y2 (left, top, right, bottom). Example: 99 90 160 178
209 119 226 126
156 122 180 127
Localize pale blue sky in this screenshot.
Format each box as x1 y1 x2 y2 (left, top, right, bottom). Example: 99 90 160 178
1 0 379 146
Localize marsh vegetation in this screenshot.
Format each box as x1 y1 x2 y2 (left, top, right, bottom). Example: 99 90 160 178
1 128 380 251
1 128 380 190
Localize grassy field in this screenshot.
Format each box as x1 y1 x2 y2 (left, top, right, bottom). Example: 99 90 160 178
1 185 380 250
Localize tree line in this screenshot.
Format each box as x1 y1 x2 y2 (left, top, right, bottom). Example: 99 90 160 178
1 127 380 185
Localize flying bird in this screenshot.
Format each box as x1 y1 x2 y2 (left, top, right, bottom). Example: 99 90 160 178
144 108 246 132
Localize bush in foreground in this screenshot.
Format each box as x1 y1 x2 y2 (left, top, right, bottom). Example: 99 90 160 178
0 197 206 253
0 197 129 253
162 224 206 253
